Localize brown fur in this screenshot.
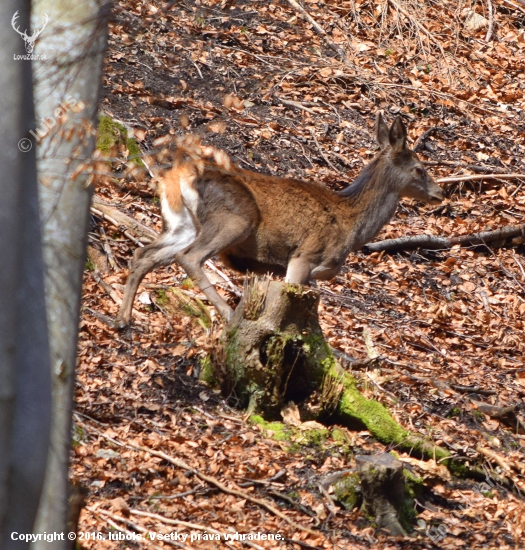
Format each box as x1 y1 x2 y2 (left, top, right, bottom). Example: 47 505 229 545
116 114 444 326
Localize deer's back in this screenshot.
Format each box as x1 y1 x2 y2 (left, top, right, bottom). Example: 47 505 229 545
189 166 353 274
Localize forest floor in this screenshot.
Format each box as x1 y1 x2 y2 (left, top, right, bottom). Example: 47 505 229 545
74 1 525 548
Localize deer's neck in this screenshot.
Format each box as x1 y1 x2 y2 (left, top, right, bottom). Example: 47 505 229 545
338 158 401 251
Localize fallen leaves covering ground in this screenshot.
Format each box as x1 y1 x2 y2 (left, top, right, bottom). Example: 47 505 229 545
74 1 525 548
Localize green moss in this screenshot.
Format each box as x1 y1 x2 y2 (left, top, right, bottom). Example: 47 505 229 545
249 416 335 450
395 468 424 531
321 365 451 463
181 297 211 329
157 287 211 329
447 407 461 418
249 415 293 442
403 468 424 500
156 289 169 306
443 458 470 478
333 472 362 510
472 409 484 421
96 115 144 166
126 136 143 165
85 257 95 272
331 427 348 444
181 277 194 290
199 356 216 386
71 424 88 447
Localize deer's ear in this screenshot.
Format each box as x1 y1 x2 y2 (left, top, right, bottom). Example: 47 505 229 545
375 112 390 148
389 116 407 152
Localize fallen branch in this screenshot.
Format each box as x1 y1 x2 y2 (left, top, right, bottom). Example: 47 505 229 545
129 509 261 550
87 507 176 549
437 173 525 184
284 0 346 59
423 160 507 175
91 196 157 244
501 0 525 14
449 384 496 396
474 402 525 435
413 126 440 152
364 223 525 253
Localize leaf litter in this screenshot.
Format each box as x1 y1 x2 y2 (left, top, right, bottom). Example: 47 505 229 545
76 0 525 548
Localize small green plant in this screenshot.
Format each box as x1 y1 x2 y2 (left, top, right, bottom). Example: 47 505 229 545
472 409 485 421
96 115 144 166
85 257 95 272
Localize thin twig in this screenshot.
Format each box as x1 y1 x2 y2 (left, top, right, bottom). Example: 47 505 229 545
485 0 494 42
84 422 318 536
86 506 183 549
279 97 317 115
387 0 448 69
285 0 346 59
308 128 343 174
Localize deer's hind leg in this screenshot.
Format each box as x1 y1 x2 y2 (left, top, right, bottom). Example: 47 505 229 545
116 207 197 329
176 213 255 321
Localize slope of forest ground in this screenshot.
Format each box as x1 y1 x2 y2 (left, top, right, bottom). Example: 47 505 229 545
74 1 525 548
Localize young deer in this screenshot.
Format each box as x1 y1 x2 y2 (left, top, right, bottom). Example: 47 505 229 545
116 113 443 326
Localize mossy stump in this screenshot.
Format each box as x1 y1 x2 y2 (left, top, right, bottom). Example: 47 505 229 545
356 453 407 537
212 278 464 478
213 279 331 419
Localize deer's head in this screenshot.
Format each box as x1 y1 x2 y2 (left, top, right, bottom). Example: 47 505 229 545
376 113 443 205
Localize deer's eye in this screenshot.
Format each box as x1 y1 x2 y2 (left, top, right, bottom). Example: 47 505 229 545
414 166 425 177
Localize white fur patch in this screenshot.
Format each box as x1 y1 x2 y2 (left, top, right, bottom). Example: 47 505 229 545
159 197 197 255
180 174 200 217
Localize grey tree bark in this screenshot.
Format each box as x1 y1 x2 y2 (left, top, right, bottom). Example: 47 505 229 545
0 1 52 548
30 2 108 547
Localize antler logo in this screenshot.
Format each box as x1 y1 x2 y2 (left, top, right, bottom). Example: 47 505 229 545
12 11 49 54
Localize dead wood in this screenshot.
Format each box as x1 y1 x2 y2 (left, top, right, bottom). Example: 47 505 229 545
437 172 525 184
473 402 525 434
284 0 346 60
214 278 327 417
356 454 407 536
449 384 497 396
91 196 157 243
364 223 525 253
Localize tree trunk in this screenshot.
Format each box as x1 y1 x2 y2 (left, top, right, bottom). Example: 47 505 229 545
31 2 108 547
0 1 52 548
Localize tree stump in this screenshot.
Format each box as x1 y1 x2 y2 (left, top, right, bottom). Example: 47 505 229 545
213 278 332 419
356 453 408 536
212 277 461 477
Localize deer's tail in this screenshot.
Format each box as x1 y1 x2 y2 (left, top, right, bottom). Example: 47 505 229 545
160 135 232 213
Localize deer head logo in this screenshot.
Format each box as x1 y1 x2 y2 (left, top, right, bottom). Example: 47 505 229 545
12 11 49 54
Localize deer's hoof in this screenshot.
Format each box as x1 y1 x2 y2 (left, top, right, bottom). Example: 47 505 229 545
114 317 131 331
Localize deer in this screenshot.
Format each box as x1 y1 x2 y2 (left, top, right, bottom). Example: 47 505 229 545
115 113 443 327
